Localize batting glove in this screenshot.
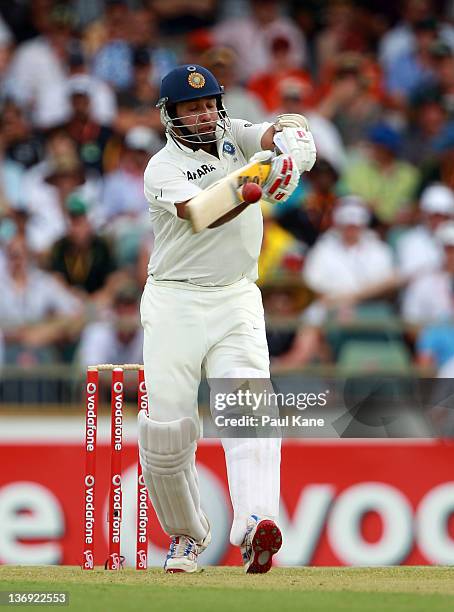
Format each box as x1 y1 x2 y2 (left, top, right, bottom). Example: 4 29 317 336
250 151 300 204
274 113 317 173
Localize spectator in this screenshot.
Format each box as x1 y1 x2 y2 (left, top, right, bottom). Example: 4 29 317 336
86 2 176 89
0 234 82 365
48 194 118 304
78 282 143 368
303 199 396 312
7 4 76 122
341 123 420 225
101 126 162 265
425 124 454 192
426 41 454 119
379 0 454 69
183 29 215 66
19 127 82 202
316 52 384 148
384 17 438 105
274 198 397 367
272 78 346 173
258 216 306 285
127 8 177 84
55 79 116 175
1 208 29 247
416 321 454 373
115 46 162 134
35 42 118 129
402 220 454 324
0 100 44 169
214 0 307 81
402 89 450 165
22 149 102 254
83 0 128 57
90 0 133 91
102 126 162 224
275 158 340 245
247 35 313 113
315 1 373 74
262 280 311 359
0 210 31 278
396 183 454 277
201 47 266 124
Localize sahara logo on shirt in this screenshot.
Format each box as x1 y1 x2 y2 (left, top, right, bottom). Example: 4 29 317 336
187 164 216 180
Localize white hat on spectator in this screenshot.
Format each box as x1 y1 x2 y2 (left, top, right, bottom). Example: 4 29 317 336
67 74 92 97
333 196 370 227
436 221 454 246
420 184 454 215
125 127 162 154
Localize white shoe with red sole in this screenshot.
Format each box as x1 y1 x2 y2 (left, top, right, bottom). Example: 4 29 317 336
241 515 282 574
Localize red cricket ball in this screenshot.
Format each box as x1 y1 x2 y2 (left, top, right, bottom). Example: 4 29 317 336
242 182 263 203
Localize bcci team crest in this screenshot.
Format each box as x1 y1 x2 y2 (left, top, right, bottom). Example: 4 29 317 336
223 141 236 155
188 72 206 89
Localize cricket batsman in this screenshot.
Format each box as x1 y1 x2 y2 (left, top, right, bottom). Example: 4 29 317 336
138 64 316 573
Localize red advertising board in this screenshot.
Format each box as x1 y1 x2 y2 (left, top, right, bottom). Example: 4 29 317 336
1 434 454 567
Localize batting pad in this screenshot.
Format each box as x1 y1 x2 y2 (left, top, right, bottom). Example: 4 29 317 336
138 412 209 542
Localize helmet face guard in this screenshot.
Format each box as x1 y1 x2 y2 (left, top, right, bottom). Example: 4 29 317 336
157 64 230 145
157 96 230 145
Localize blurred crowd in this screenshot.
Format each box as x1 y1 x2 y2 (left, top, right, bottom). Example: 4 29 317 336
1 0 454 377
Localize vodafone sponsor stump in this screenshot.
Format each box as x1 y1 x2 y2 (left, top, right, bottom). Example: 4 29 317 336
82 368 98 569
82 364 149 571
136 374 149 570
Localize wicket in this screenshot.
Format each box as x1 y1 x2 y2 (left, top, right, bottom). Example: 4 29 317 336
82 364 149 571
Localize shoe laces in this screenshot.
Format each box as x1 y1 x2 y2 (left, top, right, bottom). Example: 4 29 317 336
241 515 260 562
169 536 197 559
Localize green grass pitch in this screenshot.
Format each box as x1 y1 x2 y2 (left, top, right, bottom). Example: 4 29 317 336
1 566 454 612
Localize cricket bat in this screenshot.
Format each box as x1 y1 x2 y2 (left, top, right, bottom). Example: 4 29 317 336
186 157 272 232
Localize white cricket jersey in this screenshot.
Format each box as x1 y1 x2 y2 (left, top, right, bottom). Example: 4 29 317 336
143 118 271 286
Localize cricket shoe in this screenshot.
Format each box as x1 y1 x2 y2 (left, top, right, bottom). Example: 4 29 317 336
164 529 211 574
241 515 282 574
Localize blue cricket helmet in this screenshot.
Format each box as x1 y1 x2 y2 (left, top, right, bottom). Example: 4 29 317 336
158 64 224 105
157 64 230 145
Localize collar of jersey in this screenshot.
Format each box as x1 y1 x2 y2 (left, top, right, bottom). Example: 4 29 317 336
166 130 225 159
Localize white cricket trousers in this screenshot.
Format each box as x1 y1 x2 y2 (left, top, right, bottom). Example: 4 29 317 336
140 277 281 545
